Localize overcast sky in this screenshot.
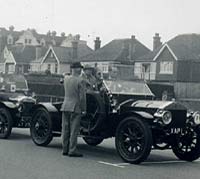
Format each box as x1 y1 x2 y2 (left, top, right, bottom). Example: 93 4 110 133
0 0 200 50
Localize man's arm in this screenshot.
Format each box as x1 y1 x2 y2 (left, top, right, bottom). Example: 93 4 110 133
79 79 87 113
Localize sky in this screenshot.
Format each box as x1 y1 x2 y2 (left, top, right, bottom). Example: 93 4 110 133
0 0 200 50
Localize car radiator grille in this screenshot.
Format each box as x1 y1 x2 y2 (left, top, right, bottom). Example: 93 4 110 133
168 110 187 128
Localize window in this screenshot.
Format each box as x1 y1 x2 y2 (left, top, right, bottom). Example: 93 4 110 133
142 64 150 73
102 64 108 73
47 64 51 71
55 64 58 73
50 52 54 58
29 39 32 44
8 64 15 73
25 39 28 44
160 61 173 74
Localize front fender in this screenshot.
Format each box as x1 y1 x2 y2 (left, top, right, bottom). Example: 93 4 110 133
32 102 61 132
120 110 154 120
1 101 18 109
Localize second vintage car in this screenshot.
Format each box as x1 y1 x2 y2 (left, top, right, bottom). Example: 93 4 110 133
30 80 200 164
0 74 36 139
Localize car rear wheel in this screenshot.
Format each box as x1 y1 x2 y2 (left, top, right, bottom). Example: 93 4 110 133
115 116 152 164
83 137 104 146
0 107 13 139
30 107 53 146
172 126 200 161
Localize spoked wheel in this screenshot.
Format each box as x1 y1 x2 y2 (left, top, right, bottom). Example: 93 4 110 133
83 137 104 146
115 116 152 164
172 126 200 161
30 107 53 146
0 107 13 139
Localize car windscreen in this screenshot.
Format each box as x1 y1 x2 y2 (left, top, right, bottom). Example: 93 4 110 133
104 80 154 96
0 74 28 92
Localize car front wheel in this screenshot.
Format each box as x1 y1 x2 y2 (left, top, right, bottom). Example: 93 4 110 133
0 107 13 139
172 126 200 161
115 116 152 164
30 107 53 146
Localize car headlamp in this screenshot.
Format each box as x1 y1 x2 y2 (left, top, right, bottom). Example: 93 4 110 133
162 111 172 125
154 110 172 125
193 112 200 125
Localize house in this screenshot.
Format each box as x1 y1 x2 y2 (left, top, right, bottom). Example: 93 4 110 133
31 40 93 74
0 26 92 74
80 36 151 80
0 26 22 52
137 33 200 83
0 26 68 52
134 33 162 80
137 33 200 100
0 45 47 74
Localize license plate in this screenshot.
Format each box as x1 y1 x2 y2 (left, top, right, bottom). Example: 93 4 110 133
171 128 182 134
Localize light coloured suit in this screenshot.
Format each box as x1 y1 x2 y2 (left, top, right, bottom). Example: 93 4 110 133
61 75 86 154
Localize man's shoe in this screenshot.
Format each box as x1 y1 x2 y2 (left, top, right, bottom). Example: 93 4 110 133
68 153 83 157
62 152 68 156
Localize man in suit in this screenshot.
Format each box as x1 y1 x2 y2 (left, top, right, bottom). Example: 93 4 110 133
61 62 86 157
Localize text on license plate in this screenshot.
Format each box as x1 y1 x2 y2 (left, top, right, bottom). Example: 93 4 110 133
171 128 182 133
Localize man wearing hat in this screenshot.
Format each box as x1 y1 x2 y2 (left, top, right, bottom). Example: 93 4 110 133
81 64 97 90
61 62 86 157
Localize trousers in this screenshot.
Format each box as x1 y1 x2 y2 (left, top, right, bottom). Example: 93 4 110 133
61 111 81 154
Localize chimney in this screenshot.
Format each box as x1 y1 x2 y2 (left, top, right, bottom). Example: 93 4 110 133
71 40 78 59
123 40 129 60
36 46 42 60
129 35 135 61
153 33 162 51
94 37 101 51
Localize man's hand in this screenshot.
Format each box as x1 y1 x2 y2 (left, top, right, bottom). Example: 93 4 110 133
81 111 86 116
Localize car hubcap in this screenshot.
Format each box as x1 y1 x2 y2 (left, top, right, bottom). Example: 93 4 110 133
121 123 145 156
177 128 197 153
33 112 49 140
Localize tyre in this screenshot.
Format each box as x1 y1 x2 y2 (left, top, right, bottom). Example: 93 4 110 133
0 107 13 139
172 126 200 161
115 116 152 164
30 107 53 146
83 137 103 146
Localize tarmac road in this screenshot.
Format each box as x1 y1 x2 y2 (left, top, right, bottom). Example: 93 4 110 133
0 128 200 179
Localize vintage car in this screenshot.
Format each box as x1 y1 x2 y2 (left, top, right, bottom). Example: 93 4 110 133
30 80 200 164
0 74 36 139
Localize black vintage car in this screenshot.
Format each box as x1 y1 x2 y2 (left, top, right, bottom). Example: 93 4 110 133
0 74 36 139
30 80 200 164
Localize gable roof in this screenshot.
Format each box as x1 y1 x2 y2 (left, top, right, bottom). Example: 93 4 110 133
7 45 47 64
79 37 151 63
41 43 93 64
137 34 200 62
167 34 200 61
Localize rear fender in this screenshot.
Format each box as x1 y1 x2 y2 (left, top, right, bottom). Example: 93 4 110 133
32 103 59 113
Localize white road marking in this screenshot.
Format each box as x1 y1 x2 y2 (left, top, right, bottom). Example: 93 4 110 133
116 163 130 166
143 159 200 164
98 159 200 167
98 161 125 168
